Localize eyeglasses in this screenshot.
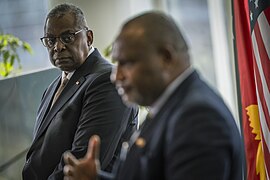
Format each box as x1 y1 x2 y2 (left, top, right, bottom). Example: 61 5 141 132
40 29 84 48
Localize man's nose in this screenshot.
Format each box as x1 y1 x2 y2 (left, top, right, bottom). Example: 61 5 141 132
53 38 66 52
110 66 124 84
110 66 117 84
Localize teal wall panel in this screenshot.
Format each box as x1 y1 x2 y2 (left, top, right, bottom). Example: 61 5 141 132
0 68 60 180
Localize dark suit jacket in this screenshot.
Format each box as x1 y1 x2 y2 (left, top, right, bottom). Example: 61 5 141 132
22 49 138 180
115 71 243 180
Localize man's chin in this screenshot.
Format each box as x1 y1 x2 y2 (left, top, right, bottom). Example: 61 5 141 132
121 95 138 107
58 66 74 72
56 63 78 72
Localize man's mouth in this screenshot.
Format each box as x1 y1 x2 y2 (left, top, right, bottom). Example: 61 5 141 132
117 87 125 96
119 85 132 95
55 58 70 65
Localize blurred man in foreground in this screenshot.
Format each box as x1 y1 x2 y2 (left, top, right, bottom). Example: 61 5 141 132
63 11 243 180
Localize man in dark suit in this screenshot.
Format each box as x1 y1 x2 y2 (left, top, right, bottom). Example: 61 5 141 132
22 3 138 180
63 11 244 180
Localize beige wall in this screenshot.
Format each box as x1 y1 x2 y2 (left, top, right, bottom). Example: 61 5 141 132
47 0 167 53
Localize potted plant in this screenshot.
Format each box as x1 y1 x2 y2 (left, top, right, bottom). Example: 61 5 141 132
0 33 33 77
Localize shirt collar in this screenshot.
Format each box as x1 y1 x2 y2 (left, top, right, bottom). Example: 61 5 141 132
87 46 95 57
62 46 95 80
61 71 74 80
149 66 195 118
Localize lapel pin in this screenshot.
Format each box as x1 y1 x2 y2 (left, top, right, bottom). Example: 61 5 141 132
76 81 80 85
136 137 146 148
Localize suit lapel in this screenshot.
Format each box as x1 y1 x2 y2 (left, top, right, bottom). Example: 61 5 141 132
27 76 60 158
35 75 86 139
33 76 60 137
48 75 85 115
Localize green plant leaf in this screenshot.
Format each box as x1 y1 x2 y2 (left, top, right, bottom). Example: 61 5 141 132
0 62 13 77
2 39 8 47
0 62 7 76
10 54 15 66
3 50 10 62
0 33 33 77
23 42 33 54
103 43 112 58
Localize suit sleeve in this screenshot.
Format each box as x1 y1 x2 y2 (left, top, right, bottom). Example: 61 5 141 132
48 71 138 179
165 105 235 180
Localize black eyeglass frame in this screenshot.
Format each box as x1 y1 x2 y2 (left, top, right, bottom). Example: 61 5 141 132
40 29 86 48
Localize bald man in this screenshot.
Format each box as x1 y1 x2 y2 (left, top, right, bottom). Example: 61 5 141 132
63 11 243 180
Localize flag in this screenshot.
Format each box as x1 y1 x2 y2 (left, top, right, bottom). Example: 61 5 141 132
232 0 270 179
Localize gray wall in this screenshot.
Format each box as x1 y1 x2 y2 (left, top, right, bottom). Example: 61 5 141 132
0 68 60 180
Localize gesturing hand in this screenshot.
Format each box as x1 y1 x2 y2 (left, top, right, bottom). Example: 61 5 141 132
63 135 101 180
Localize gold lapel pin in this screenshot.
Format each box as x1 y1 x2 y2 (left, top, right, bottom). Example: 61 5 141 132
136 137 146 148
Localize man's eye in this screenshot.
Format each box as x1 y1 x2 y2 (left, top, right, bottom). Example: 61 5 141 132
47 38 56 46
119 60 135 67
61 34 74 43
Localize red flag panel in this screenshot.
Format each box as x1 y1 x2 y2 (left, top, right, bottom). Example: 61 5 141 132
233 0 270 179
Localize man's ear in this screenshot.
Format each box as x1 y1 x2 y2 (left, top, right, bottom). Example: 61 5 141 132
87 30 94 46
159 45 176 68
